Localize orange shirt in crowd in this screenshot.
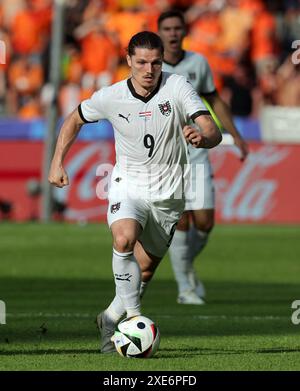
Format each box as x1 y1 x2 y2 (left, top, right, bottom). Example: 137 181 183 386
106 11 149 54
82 0 119 21
80 32 118 75
18 98 42 119
8 58 43 95
186 12 221 63
31 4 52 36
29 0 51 9
184 9 231 87
113 61 130 83
0 0 25 29
217 5 253 54
80 87 96 101
239 0 264 13
142 0 177 31
11 10 41 54
66 56 83 84
251 11 278 63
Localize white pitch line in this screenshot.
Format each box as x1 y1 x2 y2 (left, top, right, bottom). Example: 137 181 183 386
6 313 288 320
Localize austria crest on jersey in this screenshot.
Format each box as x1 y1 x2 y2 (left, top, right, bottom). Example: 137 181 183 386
111 202 121 214
158 101 172 116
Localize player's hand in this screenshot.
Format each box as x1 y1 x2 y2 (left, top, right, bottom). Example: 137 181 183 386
48 163 69 188
234 137 249 161
183 125 205 148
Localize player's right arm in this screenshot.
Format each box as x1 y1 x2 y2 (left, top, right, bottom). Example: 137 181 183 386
48 108 84 188
183 115 222 149
175 75 222 149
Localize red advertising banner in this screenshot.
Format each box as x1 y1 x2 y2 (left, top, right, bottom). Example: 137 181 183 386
210 143 300 223
0 141 115 222
0 141 299 223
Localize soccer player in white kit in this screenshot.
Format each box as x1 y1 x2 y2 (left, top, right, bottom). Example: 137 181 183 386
158 10 249 304
48 31 222 353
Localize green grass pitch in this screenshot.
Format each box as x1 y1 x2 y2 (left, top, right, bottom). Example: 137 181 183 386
0 222 300 371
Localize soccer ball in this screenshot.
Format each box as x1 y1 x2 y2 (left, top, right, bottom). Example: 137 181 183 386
112 315 160 358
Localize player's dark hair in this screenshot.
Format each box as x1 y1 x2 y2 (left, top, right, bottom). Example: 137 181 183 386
127 31 164 56
158 9 185 28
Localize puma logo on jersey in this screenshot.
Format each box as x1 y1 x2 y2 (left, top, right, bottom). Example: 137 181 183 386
118 113 131 123
158 101 172 117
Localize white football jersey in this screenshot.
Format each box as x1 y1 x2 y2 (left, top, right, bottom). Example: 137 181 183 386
79 72 208 200
163 51 216 163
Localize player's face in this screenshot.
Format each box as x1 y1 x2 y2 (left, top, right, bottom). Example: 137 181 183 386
127 48 163 91
158 17 186 53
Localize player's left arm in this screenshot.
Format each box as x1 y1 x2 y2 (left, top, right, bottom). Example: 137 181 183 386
184 114 222 149
204 92 249 160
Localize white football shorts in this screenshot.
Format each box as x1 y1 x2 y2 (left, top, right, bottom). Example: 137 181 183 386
107 179 185 258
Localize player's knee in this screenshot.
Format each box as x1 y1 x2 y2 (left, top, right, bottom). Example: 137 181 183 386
176 212 189 231
113 234 136 253
194 215 215 233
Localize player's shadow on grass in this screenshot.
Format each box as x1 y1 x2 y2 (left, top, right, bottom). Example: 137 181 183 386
0 277 299 340
158 346 300 358
1 346 300 358
0 348 100 356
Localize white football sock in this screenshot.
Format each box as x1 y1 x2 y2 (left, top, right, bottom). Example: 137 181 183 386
188 227 209 261
139 281 149 299
105 279 150 324
169 230 193 294
186 227 209 298
112 248 141 318
105 295 125 324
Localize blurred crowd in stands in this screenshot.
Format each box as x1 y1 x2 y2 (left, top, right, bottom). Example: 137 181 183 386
0 0 299 120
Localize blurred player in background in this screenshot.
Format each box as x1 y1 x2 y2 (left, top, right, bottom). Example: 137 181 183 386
48 31 222 353
158 10 249 305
